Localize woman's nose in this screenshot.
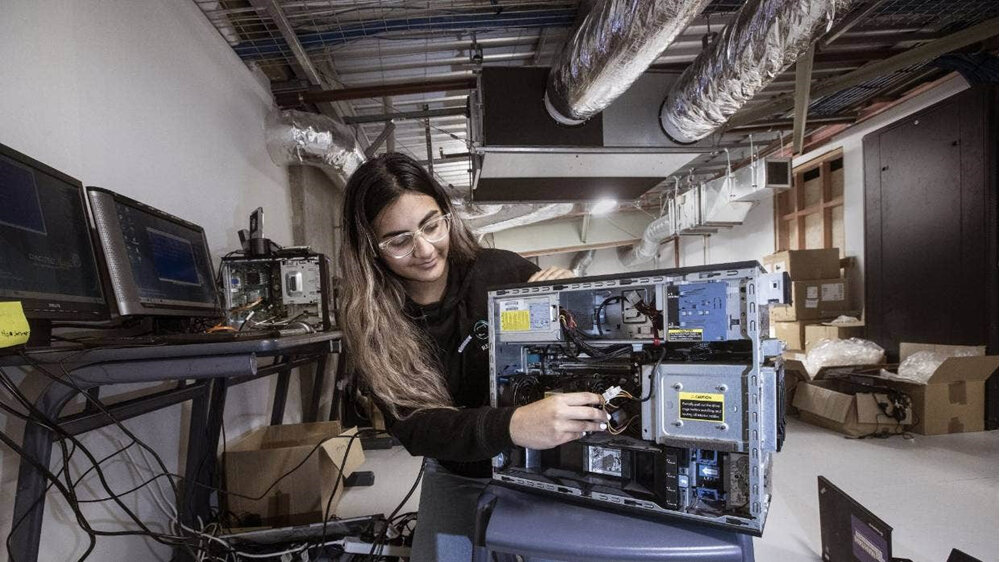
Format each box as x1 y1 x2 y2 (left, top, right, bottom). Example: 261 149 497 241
411 233 435 258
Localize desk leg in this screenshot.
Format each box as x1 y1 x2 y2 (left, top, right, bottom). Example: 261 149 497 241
329 350 347 422
176 378 228 561
8 381 80 562
270 356 291 426
304 354 327 423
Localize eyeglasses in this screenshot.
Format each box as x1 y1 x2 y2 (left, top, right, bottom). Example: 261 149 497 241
377 213 452 259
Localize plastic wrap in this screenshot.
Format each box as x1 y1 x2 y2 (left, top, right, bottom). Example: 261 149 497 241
804 337 884 376
891 349 981 384
545 0 711 124
660 0 854 144
265 108 366 183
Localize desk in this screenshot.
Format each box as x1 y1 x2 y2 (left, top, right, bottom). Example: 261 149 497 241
2 332 341 562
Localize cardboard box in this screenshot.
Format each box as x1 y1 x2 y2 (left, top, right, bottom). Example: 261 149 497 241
225 421 365 526
804 322 865 352
774 321 814 351
792 377 913 437
876 343 998 435
762 249 841 281
770 278 849 321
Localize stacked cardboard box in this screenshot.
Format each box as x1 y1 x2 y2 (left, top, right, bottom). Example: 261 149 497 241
763 249 853 350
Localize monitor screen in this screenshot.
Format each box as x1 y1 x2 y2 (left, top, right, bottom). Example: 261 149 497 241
87 187 219 317
0 144 107 319
818 476 894 562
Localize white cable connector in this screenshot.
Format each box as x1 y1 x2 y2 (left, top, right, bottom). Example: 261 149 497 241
602 385 623 403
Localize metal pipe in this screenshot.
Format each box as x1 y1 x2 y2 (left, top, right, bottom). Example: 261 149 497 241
343 106 466 125
660 0 855 144
274 77 477 107
544 0 711 125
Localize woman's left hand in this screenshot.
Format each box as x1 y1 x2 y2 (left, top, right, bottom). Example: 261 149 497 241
528 267 575 282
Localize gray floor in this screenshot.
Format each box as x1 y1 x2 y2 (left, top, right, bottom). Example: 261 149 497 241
339 419 999 561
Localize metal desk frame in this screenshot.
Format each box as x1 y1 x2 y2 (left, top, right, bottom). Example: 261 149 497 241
2 332 342 562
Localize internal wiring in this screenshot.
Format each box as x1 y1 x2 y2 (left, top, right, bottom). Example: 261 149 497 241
1 352 405 561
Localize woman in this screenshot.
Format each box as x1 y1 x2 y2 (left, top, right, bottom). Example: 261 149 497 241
338 153 609 560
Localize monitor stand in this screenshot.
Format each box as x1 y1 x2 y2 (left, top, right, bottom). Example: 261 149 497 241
25 319 52 348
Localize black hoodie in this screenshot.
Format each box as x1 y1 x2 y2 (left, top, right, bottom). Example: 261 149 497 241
384 248 539 477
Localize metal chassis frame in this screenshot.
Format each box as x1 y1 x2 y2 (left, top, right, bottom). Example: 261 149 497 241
487 264 782 535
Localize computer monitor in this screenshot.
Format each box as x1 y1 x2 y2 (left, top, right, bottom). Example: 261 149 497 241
818 475 900 562
86 187 220 318
0 143 108 321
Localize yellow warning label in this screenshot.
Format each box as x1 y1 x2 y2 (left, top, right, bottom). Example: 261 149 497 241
500 310 531 332
0 302 31 349
668 328 704 342
678 392 725 422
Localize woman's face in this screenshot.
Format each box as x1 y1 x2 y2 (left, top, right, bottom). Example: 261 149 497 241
373 192 450 284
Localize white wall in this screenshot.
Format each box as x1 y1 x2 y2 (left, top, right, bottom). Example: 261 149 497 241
0 1 314 559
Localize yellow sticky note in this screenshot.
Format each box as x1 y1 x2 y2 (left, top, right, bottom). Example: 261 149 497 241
0 302 31 348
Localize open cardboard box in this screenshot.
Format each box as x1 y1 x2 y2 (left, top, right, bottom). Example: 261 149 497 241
871 343 998 435
792 375 913 437
782 351 905 436
224 421 365 527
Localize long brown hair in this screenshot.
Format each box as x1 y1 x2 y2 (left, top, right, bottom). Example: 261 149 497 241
339 152 480 418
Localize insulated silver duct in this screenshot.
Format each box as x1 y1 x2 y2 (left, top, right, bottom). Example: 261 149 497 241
570 249 596 277
618 206 675 268
544 0 711 125
469 204 576 236
265 108 367 184
660 0 853 144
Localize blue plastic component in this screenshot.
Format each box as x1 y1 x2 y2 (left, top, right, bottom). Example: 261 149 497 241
676 282 729 341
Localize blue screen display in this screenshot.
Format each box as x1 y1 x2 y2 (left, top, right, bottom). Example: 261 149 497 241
113 199 215 306
147 228 200 285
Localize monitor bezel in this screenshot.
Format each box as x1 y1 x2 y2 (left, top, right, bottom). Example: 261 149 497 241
0 142 110 321
85 186 221 318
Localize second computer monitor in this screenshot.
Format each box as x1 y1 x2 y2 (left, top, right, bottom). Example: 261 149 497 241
87 187 220 318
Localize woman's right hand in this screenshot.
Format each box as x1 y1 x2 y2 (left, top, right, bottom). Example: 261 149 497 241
508 392 609 450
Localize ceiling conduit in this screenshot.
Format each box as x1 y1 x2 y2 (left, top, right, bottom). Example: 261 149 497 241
544 0 711 125
265 110 576 234
660 0 855 144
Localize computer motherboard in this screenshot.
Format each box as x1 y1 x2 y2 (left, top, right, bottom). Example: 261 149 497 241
488 261 789 535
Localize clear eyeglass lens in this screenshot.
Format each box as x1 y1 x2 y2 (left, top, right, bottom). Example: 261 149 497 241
381 214 451 258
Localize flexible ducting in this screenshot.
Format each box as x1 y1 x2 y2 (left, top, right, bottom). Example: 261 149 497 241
264 110 570 234
265 108 367 185
545 0 711 125
618 205 675 268
660 0 854 144
469 204 576 235
570 249 596 277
